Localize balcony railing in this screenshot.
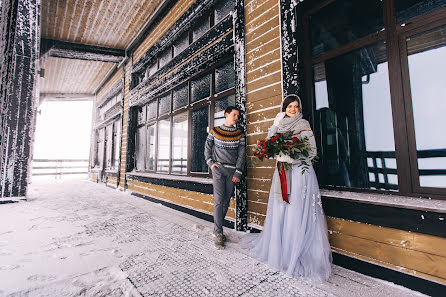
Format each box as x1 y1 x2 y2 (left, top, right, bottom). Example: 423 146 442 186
367 149 446 190
32 159 89 178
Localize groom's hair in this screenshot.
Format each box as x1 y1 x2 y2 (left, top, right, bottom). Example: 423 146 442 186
224 106 239 115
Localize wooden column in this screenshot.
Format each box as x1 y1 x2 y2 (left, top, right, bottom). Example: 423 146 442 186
0 0 40 198
234 0 248 231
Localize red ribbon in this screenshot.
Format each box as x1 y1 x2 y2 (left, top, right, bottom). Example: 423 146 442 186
277 162 289 203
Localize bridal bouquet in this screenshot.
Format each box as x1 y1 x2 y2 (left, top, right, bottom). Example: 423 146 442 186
253 131 312 173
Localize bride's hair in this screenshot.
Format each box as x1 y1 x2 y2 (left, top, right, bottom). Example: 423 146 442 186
281 94 302 112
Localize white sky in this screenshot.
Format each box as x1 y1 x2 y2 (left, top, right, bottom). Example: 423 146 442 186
33 101 93 160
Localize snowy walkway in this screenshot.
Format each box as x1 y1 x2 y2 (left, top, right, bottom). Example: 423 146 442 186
0 179 426 297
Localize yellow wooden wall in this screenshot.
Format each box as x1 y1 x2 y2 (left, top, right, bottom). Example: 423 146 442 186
328 216 446 285
127 179 235 220
244 0 283 227
96 67 123 102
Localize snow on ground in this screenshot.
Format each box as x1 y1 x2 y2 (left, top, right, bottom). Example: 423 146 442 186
0 179 427 297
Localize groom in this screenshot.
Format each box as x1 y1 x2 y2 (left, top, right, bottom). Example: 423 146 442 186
204 106 245 249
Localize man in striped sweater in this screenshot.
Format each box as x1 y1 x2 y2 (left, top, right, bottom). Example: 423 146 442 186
204 106 246 250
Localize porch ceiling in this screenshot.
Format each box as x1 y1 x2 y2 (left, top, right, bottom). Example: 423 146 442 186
39 0 166 98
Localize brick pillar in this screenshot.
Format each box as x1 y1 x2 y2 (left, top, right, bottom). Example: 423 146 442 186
0 0 40 198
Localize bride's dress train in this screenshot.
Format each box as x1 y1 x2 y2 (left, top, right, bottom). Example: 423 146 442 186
243 164 332 282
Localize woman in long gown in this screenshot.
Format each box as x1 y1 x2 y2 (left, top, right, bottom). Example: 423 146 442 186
244 94 332 282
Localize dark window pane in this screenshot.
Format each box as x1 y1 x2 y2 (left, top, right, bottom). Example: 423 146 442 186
173 31 189 57
191 106 209 172
215 60 235 94
159 47 172 69
172 112 188 174
113 120 121 169
191 73 210 103
214 94 235 126
192 16 210 42
147 100 157 120
157 119 171 173
313 41 398 191
136 127 146 171
173 84 188 110
98 128 105 168
106 124 113 168
159 92 171 116
395 0 446 24
309 0 384 56
406 25 446 188
215 0 234 24
94 130 100 166
137 105 146 125
146 124 156 171
145 62 158 79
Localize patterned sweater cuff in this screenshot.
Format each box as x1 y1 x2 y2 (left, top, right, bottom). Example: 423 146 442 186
233 169 243 179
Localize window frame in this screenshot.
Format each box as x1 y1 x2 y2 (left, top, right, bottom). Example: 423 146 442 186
134 55 235 178
299 0 446 199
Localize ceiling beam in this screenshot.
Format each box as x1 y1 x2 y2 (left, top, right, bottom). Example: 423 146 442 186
39 93 95 103
40 38 125 63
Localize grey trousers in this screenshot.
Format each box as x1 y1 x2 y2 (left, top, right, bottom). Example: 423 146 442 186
211 166 236 235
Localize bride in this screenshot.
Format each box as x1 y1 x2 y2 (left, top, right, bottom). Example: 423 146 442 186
244 94 332 282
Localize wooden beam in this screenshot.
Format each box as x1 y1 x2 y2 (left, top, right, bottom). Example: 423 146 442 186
40 38 125 63
39 93 95 103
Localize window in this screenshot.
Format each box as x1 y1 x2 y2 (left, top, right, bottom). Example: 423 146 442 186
173 31 189 57
159 47 173 69
113 120 121 169
215 0 234 24
192 16 210 42
134 57 236 176
172 112 188 174
301 0 446 198
191 72 211 103
157 118 171 173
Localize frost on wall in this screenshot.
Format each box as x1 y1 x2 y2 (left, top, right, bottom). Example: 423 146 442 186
233 0 248 231
0 0 40 198
280 0 302 98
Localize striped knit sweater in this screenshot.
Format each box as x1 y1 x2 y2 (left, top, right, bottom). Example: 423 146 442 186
204 124 246 179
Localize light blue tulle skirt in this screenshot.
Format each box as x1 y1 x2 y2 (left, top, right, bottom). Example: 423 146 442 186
242 164 332 282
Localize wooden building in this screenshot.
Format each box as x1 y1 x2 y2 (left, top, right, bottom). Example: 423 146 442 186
1 0 445 295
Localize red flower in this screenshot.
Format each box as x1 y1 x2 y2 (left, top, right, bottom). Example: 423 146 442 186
271 136 278 142
293 137 299 142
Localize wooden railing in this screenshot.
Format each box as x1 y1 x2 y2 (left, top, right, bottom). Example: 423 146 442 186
367 149 446 190
32 159 89 178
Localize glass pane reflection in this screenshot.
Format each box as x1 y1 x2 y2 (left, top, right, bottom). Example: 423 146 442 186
406 25 446 188
146 124 156 171
214 94 235 126
191 73 211 103
313 41 398 190
191 106 209 172
136 127 145 171
309 0 384 56
215 60 235 94
395 0 446 24
172 112 188 174
157 119 171 173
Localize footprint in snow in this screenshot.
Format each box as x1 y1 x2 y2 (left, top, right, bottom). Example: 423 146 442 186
27 274 57 282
